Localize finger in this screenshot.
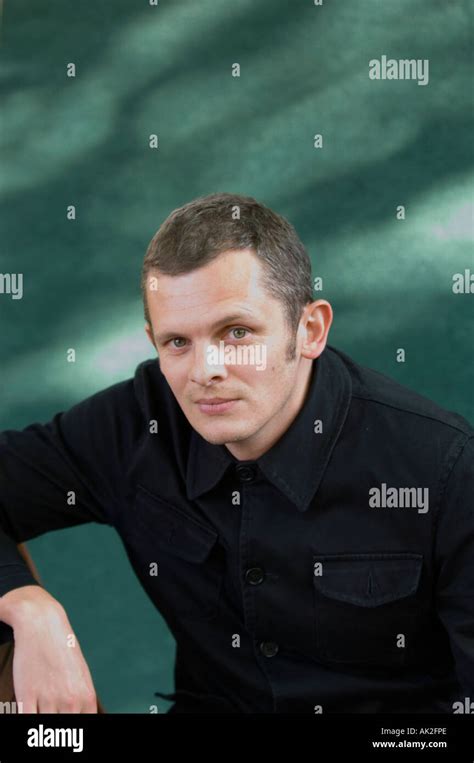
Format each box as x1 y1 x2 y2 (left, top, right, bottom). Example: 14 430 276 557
38 697 59 713
80 698 98 713
19 697 38 714
56 698 81 713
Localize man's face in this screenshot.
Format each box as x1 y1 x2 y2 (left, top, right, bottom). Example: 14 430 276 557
145 248 310 454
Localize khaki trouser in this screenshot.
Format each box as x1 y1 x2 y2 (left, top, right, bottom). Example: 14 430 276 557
0 544 106 713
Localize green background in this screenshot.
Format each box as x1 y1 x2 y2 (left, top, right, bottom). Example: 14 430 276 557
0 0 472 712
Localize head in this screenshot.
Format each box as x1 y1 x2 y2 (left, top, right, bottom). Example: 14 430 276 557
142 193 332 459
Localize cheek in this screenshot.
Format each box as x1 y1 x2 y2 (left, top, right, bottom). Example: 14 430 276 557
160 365 187 398
243 367 277 401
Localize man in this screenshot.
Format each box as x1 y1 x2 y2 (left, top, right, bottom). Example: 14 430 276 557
0 192 473 713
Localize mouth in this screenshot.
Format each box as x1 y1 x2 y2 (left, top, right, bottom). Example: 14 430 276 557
195 398 239 415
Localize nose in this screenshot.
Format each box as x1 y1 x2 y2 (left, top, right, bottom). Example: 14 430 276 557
189 342 228 386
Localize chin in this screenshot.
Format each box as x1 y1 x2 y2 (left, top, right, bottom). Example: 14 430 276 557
197 422 251 445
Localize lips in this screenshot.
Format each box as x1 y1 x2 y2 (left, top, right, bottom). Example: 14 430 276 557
195 398 233 404
195 398 239 414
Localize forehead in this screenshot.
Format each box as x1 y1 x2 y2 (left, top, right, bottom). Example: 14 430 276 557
147 250 286 340
147 249 272 317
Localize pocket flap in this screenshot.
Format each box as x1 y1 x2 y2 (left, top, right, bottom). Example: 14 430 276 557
133 485 219 564
312 552 423 607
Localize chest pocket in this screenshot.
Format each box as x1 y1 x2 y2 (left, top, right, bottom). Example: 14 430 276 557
129 485 224 621
312 552 423 667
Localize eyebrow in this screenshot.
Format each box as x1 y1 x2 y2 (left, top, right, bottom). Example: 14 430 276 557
154 312 257 344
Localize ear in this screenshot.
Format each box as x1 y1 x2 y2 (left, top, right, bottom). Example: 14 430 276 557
299 300 333 360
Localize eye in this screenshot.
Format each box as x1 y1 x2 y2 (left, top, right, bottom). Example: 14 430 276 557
169 337 187 348
230 327 249 340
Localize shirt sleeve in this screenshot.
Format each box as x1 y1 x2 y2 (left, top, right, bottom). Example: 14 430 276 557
0 377 137 603
435 434 474 697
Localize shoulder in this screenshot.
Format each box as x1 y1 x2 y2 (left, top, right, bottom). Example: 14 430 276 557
328 344 473 440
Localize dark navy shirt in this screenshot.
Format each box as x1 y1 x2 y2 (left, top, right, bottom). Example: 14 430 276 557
0 345 473 713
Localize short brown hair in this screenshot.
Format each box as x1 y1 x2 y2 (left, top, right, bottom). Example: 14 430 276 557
141 192 313 335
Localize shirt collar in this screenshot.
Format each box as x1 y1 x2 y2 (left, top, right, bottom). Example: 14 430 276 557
186 344 352 512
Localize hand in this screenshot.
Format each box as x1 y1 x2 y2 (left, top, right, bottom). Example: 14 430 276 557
1 585 98 713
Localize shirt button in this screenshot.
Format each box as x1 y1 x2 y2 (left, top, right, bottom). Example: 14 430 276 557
259 641 279 658
235 464 256 482
245 567 265 585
